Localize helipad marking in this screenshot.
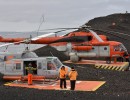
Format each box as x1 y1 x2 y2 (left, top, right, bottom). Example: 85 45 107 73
76 81 81 83
51 83 57 86
4 80 105 91
92 81 106 91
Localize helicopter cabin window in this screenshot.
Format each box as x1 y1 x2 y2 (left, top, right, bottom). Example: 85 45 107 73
16 63 21 70
104 47 107 50
0 57 4 62
38 63 42 69
47 61 56 70
53 59 62 69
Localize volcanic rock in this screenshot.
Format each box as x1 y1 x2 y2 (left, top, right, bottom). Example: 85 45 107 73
85 13 130 52
34 45 69 61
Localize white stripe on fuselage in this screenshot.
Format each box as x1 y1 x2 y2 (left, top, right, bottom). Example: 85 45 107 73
88 29 104 42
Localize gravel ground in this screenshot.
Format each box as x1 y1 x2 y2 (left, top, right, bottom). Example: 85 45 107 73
1 13 130 100
0 64 130 100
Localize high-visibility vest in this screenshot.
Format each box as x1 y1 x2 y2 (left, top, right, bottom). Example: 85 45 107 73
59 69 66 79
25 67 33 74
69 70 78 80
65 67 68 74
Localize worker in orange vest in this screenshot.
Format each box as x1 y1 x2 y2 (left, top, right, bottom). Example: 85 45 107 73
59 66 67 89
69 67 78 90
26 63 33 85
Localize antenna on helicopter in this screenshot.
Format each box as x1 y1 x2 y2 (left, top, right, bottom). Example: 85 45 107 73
37 14 45 36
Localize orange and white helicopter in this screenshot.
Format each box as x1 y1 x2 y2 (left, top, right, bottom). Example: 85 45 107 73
0 26 129 64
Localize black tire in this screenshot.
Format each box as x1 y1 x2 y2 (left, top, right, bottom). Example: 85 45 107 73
106 57 111 64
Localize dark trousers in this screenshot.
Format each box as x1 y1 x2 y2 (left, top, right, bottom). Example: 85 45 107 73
126 58 130 62
70 80 76 90
60 78 66 88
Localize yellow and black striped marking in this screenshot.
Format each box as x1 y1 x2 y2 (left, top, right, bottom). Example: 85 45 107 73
95 62 129 71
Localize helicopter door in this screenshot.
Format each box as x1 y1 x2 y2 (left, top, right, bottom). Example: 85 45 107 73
46 60 58 78
99 46 110 56
23 61 37 75
37 59 47 76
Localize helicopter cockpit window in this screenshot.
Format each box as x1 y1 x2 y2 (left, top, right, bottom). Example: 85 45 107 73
114 45 120 51
119 44 127 51
114 44 126 52
47 61 56 70
16 63 21 70
53 58 62 69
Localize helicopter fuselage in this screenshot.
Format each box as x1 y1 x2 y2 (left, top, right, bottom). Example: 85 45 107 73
0 56 70 80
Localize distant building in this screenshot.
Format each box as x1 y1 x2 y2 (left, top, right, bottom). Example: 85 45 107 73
126 11 128 14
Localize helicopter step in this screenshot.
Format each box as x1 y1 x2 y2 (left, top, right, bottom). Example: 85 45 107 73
64 60 129 71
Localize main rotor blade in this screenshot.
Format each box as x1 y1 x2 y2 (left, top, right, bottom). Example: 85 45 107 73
91 28 129 40
39 25 90 31
0 43 15 48
31 32 56 41
49 36 92 44
0 32 57 48
0 40 24 48
39 28 79 32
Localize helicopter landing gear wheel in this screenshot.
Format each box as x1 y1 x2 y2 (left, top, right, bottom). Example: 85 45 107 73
117 57 124 62
106 57 111 64
70 55 79 62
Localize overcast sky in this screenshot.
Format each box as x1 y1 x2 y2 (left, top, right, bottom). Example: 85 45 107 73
0 0 129 32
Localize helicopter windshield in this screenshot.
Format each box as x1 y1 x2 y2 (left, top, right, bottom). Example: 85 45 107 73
119 44 127 51
53 58 63 69
114 44 127 52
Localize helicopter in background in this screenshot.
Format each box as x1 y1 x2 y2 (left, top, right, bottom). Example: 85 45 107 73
0 26 129 64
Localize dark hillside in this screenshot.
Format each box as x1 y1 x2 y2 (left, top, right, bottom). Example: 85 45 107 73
34 45 69 61
85 13 130 52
